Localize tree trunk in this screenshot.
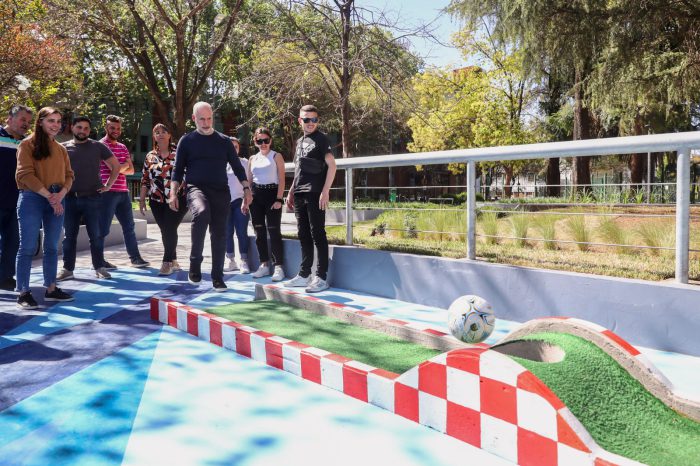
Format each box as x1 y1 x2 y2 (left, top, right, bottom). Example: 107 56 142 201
629 115 646 186
339 0 353 158
503 165 514 198
546 158 561 196
572 66 592 192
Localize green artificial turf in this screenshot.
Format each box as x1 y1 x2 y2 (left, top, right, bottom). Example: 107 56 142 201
509 332 700 466
206 300 442 374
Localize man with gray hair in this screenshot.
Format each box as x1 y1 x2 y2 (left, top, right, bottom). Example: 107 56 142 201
0 105 33 292
170 102 251 291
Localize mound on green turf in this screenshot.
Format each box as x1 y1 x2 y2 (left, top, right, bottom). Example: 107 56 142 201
206 300 442 374
505 332 700 466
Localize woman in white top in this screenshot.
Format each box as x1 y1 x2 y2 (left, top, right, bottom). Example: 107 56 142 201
225 137 251 273
245 127 286 281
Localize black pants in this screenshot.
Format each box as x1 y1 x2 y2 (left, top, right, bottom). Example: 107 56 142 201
294 191 328 280
249 186 283 266
186 184 230 281
150 197 187 262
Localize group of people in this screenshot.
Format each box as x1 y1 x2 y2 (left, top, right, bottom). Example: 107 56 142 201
0 101 336 311
165 102 336 293
1 106 150 310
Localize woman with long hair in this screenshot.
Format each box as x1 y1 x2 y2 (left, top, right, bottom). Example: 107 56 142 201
246 127 286 281
139 123 188 275
15 107 75 309
225 136 251 273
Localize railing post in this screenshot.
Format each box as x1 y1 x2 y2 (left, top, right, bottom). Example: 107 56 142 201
345 168 353 246
676 149 690 283
467 161 476 260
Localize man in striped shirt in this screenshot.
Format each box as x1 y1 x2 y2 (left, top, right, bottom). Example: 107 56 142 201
0 105 33 292
98 115 149 269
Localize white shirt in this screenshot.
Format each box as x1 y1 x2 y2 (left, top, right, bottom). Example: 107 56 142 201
227 157 249 201
249 151 279 185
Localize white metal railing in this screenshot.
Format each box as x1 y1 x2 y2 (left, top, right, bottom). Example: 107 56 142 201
285 131 700 284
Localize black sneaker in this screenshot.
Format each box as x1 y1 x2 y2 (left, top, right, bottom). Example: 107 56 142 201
17 291 38 310
212 279 227 292
103 261 118 271
131 257 150 268
45 287 74 302
0 277 16 292
188 271 202 285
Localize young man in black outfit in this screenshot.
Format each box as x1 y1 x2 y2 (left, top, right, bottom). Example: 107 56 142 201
284 105 337 293
169 102 251 292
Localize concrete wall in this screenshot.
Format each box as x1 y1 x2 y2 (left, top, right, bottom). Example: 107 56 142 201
271 239 700 357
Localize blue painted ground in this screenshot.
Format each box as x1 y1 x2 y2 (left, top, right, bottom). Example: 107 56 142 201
0 267 512 466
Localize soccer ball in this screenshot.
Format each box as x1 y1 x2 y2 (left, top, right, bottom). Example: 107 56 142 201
447 295 496 344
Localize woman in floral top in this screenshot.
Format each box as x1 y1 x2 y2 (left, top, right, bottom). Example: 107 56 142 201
139 123 187 275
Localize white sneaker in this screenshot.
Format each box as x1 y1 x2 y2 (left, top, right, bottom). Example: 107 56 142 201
271 266 285 282
252 264 270 278
56 269 74 281
238 259 250 274
225 257 238 272
284 274 311 287
95 267 112 279
305 276 329 293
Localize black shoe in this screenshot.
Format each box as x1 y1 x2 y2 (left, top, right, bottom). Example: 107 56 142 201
103 261 117 271
212 279 227 292
45 287 74 302
131 257 150 268
188 271 202 285
0 277 16 292
17 291 38 310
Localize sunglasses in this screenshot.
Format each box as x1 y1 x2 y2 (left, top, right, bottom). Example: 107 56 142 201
255 138 270 145
301 117 319 123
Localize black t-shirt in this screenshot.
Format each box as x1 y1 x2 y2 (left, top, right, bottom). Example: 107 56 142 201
293 130 333 194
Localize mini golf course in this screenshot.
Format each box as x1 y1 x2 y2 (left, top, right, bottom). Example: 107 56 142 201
507 333 700 466
152 291 700 466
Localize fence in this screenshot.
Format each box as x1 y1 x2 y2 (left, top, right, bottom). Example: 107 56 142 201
284 132 700 284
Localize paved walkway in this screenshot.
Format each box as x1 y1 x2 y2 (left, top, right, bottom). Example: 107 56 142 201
1 224 698 465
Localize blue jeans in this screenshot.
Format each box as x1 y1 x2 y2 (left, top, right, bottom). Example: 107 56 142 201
15 191 65 292
0 207 19 281
226 197 250 257
99 191 140 261
63 194 104 270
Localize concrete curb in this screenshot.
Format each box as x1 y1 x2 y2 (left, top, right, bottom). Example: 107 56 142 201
150 296 642 466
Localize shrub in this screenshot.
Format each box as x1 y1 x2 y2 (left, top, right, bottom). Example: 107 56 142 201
534 214 558 250
567 213 591 251
404 212 418 238
636 222 674 256
479 210 499 244
509 213 530 247
417 210 465 241
597 215 631 255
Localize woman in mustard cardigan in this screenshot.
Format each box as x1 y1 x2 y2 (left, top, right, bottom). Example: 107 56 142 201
15 107 75 309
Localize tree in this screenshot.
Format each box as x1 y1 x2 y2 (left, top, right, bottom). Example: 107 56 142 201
47 0 244 138
408 25 537 197
587 0 700 185
0 1 74 108
448 0 610 191
250 0 424 158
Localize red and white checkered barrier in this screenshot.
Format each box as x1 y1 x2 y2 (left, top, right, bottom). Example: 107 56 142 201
150 297 641 466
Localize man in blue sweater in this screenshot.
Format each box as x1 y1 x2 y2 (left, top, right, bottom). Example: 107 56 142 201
170 102 251 291
0 105 33 292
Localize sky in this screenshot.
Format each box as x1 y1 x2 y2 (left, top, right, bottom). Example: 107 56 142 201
356 0 466 69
